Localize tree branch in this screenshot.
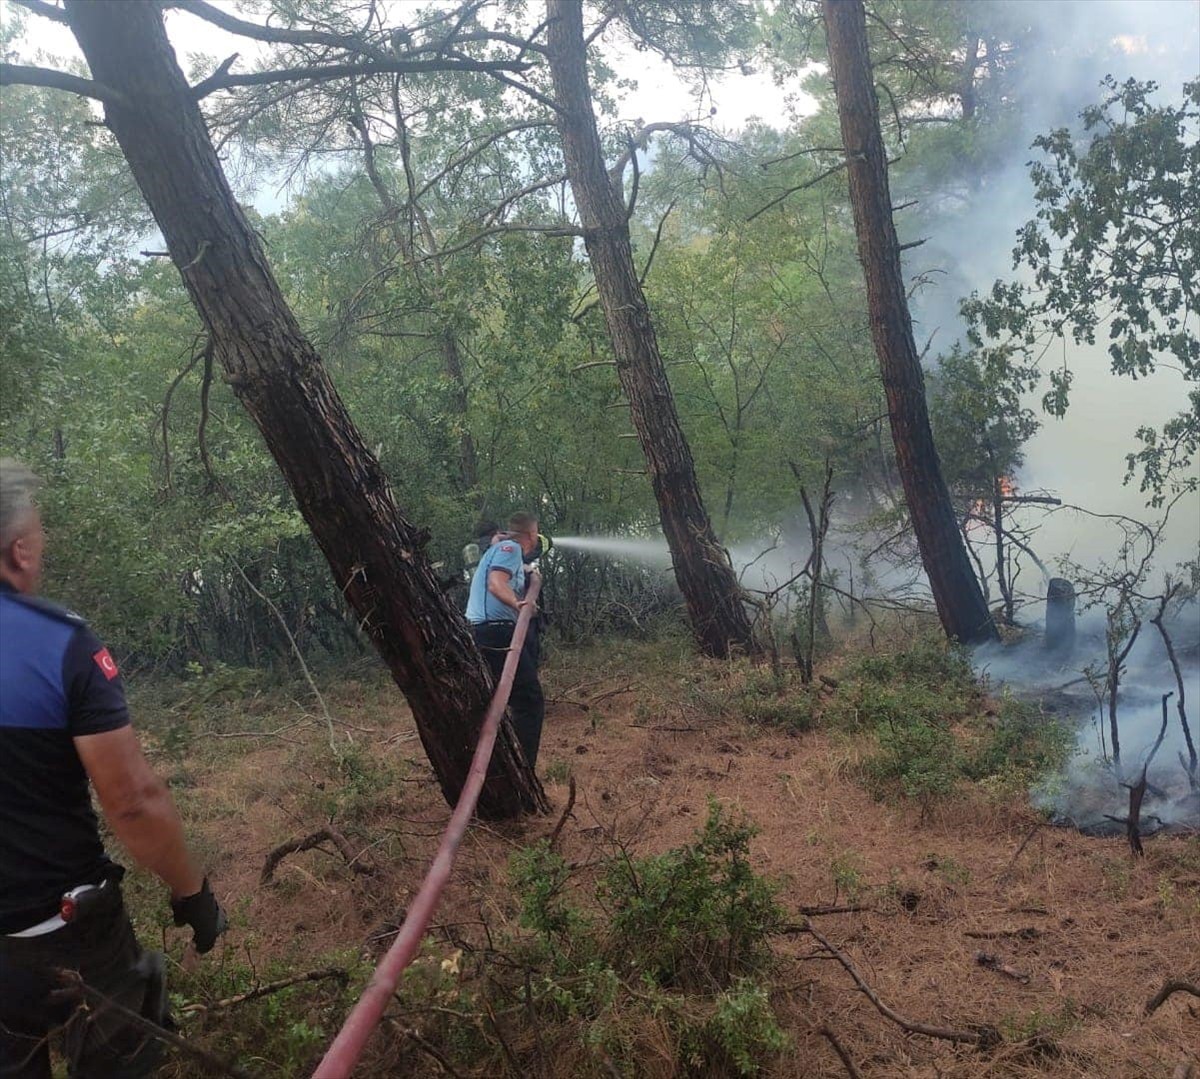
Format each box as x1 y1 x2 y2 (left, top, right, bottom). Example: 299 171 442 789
745 159 854 222
803 924 997 1046
11 0 68 24
1145 979 1200 1015
192 56 532 98
0 61 129 108
170 0 389 57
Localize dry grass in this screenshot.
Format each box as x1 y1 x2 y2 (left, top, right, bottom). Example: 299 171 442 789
124 639 1199 1078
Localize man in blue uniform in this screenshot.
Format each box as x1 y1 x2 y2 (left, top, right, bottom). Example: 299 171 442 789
0 459 226 1078
465 511 545 766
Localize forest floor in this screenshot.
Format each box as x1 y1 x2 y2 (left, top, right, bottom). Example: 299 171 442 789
118 630 1199 1079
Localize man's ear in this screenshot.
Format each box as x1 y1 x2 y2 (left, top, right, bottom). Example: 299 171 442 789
10 535 33 572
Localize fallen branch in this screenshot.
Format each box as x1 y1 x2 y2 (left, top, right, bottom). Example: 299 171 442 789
974 951 1031 984
548 695 591 710
998 822 1044 882
182 968 348 1014
55 970 249 1078
629 723 702 732
387 1020 466 1078
1145 979 1200 1015
804 924 998 1046
818 1024 864 1079
261 828 376 884
548 775 576 850
796 904 872 916
591 682 640 703
964 927 1042 941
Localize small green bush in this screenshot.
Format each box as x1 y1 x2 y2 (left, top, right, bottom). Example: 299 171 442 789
864 717 961 811
683 979 790 1077
397 803 788 1077
847 636 974 693
964 696 1074 785
729 671 817 732
600 801 782 991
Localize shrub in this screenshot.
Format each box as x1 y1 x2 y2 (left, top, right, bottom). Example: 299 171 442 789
600 801 781 991
395 803 788 1077
964 696 1074 786
847 635 974 694
729 671 817 732
864 717 962 811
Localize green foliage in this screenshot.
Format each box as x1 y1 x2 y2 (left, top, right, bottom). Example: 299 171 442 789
864 715 962 810
847 636 975 690
399 804 787 1076
964 77 1200 504
829 850 866 902
727 670 818 732
963 696 1074 789
818 636 1070 811
600 801 782 991
683 980 789 1077
115 863 364 1077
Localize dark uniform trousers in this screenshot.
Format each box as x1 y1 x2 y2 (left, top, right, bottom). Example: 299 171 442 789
0 885 163 1079
471 620 545 766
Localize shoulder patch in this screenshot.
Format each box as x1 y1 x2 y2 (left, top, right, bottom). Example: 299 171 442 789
499 543 516 553
4 592 87 628
93 648 120 680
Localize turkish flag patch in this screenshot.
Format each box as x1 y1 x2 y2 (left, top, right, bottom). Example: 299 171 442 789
93 648 119 681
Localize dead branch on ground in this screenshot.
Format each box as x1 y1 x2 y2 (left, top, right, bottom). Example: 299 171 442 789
1145 979 1200 1015
54 970 249 1078
818 1024 864 1079
964 927 1042 941
974 951 1031 984
261 827 376 883
801 924 998 1047
548 775 576 850
182 967 348 1014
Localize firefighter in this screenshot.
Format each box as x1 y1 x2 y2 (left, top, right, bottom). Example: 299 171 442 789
0 459 226 1078
465 511 545 766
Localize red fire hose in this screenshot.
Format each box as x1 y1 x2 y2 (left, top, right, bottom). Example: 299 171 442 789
313 573 542 1077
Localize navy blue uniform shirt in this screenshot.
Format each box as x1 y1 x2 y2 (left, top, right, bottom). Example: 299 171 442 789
0 581 130 933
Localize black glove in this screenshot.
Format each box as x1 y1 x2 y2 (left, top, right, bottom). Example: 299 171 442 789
171 878 227 954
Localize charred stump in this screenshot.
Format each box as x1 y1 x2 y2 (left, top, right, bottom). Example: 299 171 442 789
1044 578 1077 657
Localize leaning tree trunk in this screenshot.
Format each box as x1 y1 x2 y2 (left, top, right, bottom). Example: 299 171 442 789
545 0 757 658
64 0 545 818
822 0 997 645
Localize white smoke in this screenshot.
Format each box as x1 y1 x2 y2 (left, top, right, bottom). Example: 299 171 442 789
901 0 1199 573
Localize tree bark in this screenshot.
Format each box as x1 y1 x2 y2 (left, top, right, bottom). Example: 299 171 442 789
822 0 997 644
544 0 757 658
63 0 545 817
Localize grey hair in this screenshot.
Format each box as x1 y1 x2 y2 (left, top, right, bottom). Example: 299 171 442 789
0 457 40 546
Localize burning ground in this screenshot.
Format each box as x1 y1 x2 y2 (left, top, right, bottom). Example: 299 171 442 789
974 608 1200 841
116 626 1198 1078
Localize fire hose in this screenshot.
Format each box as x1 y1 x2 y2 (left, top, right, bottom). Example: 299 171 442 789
313 572 542 1077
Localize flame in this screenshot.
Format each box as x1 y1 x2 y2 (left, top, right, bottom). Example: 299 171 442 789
997 475 1016 498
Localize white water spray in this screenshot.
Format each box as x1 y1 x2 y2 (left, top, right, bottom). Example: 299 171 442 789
552 535 674 565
